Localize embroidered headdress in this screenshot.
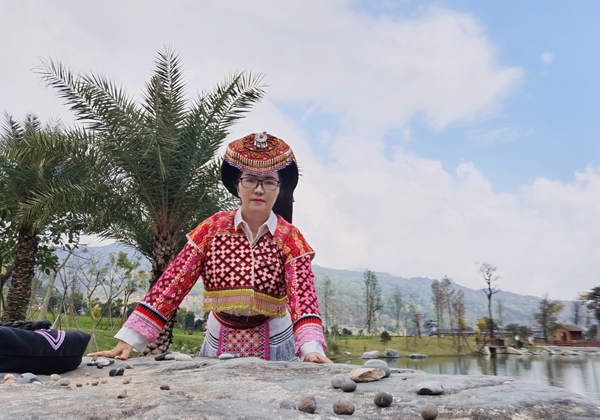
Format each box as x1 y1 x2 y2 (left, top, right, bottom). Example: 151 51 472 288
221 132 299 223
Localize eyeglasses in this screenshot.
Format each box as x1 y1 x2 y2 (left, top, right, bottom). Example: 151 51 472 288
239 177 280 191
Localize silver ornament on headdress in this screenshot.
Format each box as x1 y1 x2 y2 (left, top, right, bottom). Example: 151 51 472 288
254 131 268 148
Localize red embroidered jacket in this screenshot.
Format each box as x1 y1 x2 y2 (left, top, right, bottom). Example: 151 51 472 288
124 211 326 355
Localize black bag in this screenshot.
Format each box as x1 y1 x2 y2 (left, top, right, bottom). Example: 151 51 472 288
0 321 91 374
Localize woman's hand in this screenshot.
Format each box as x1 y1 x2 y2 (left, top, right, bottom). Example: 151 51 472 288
304 352 333 363
87 340 134 360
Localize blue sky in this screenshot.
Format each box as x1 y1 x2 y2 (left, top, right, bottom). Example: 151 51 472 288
1 1 600 301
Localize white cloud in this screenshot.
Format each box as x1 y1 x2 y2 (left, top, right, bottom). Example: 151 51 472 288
3 1 595 302
540 51 554 64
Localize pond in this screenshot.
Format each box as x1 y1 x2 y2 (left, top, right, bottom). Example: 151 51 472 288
333 353 600 403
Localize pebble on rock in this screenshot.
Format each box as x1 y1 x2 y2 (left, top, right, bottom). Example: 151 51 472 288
123 377 131 385
4 374 15 382
219 353 236 360
76 383 83 387
415 381 445 395
117 389 127 399
349 368 385 383
100 378 108 384
341 380 357 392
125 364 133 369
84 372 91 377
174 354 193 361
54 379 71 387
331 374 347 389
333 400 355 415
374 391 393 407
421 402 439 420
298 395 317 414
160 384 170 390
91 381 99 386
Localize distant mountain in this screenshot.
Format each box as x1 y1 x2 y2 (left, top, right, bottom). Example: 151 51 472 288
74 244 573 329
311 265 567 330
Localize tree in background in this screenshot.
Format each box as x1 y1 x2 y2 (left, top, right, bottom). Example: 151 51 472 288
496 299 505 330
476 262 500 338
571 298 582 326
581 287 600 339
533 294 564 341
380 330 391 346
390 286 404 336
38 48 265 350
440 276 455 341
319 276 335 334
451 290 470 352
363 269 383 336
430 279 444 343
0 114 82 322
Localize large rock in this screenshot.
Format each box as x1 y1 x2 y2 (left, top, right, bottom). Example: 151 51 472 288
0 356 599 419
349 367 385 382
409 353 428 359
360 350 379 359
384 348 400 358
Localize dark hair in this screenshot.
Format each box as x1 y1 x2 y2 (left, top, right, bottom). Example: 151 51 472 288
222 161 297 223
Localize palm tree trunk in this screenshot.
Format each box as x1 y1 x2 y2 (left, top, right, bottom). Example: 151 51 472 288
2 227 38 322
143 233 178 355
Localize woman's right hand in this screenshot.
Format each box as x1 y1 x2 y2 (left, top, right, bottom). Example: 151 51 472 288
87 340 134 360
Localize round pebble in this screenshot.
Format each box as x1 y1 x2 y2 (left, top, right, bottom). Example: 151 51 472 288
109 368 118 377
421 403 438 420
298 395 317 414
331 374 347 389
125 364 133 369
100 378 108 384
50 374 61 382
55 378 71 387
333 400 355 415
341 380 357 392
4 374 15 382
123 377 131 384
160 384 170 390
117 389 127 399
374 391 393 407
91 381 99 386
76 383 83 387
84 372 91 377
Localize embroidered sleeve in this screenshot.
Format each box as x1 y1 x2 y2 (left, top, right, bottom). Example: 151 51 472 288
123 242 205 343
285 255 327 356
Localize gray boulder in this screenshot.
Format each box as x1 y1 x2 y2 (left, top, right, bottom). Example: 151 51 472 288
384 348 400 358
360 350 379 359
409 353 428 359
0 356 599 419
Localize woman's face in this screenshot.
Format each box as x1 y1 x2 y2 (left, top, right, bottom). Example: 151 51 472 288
237 171 280 219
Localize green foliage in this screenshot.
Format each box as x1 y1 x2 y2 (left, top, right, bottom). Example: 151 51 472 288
380 330 392 345
341 327 353 336
533 294 564 340
325 337 340 354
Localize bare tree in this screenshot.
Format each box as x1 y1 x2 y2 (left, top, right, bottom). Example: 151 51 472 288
319 276 335 334
431 279 444 343
390 287 404 336
496 299 505 330
363 269 383 337
476 262 500 338
451 290 470 352
440 276 455 341
571 298 582 326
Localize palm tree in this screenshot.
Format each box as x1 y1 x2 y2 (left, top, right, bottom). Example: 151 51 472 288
36 48 265 350
0 114 82 322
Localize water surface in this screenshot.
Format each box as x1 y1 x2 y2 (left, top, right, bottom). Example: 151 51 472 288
334 354 600 403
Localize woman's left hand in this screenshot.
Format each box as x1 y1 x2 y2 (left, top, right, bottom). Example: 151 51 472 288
305 352 333 363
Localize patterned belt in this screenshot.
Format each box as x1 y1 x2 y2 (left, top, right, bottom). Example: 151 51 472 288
213 311 272 330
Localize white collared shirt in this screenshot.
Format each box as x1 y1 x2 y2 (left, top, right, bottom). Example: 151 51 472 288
234 208 278 247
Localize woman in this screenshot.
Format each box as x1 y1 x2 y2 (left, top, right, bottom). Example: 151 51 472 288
90 132 331 363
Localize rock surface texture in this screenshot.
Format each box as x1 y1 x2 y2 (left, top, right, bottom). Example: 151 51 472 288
1 356 599 419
